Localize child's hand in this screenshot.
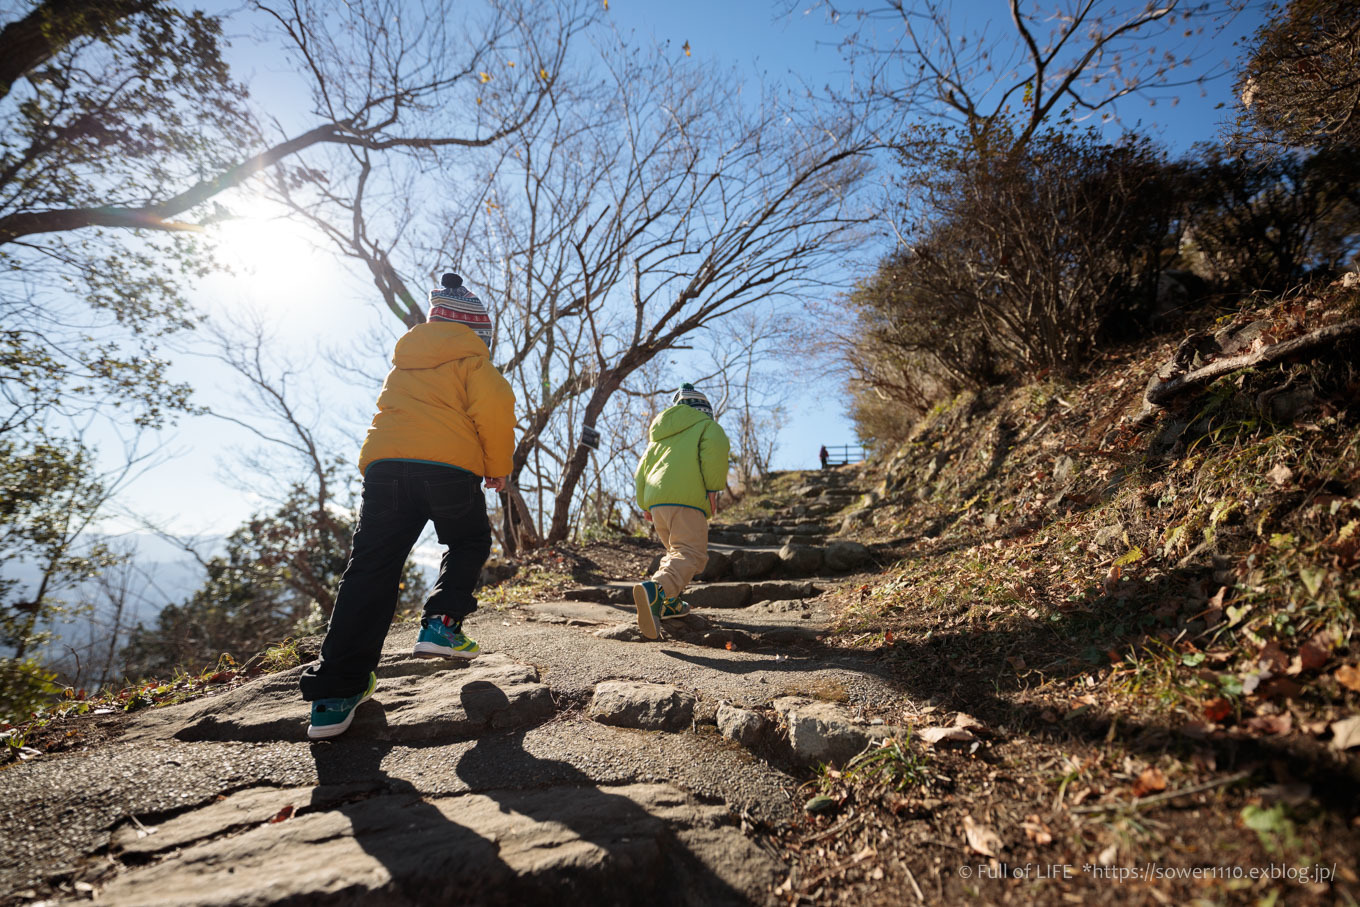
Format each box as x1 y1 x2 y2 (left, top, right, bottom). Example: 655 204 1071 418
708 492 718 515
484 476 508 492
643 510 653 522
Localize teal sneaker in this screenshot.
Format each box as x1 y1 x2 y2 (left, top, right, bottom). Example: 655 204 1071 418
307 671 376 740
633 580 663 640
413 615 481 660
658 595 691 620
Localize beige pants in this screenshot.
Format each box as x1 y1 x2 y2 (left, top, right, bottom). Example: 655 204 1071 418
649 506 709 599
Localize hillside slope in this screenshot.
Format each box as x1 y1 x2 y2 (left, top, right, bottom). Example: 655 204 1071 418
783 278 1360 902
1 282 1357 906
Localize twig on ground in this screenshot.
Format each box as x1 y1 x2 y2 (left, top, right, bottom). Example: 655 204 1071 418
800 813 865 844
126 810 157 836
1070 770 1252 815
903 865 925 902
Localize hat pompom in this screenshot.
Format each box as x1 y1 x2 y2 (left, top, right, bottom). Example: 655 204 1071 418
428 273 493 350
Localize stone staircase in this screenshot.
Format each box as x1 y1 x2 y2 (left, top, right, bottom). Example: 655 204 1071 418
0 465 927 906
522 467 879 648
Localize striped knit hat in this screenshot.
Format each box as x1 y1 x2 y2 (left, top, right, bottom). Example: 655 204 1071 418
428 273 493 350
673 383 712 416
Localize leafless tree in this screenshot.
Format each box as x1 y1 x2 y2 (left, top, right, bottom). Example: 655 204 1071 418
270 29 876 549
523 53 873 543
194 316 358 617
44 540 169 690
0 0 579 246
804 0 1241 156
0 0 591 506
700 309 812 491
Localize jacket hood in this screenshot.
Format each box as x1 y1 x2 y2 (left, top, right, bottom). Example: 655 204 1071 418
393 322 490 369
650 403 710 441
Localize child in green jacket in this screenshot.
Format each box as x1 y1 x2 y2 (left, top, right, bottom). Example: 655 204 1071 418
633 384 731 639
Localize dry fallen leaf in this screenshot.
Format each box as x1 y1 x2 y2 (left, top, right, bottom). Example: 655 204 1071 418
1258 642 1288 673
1203 698 1232 723
963 814 1003 857
1131 767 1168 798
952 712 986 733
269 805 294 824
1335 664 1360 692
1330 716 1360 751
1267 463 1294 486
1103 563 1122 594
1296 637 1331 673
1021 815 1053 846
918 726 978 747
1007 655 1027 672
1256 677 1302 700
1244 713 1293 736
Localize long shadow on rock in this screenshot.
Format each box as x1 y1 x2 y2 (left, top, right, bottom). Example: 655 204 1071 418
452 685 769 906
657 645 899 688
304 684 768 906
309 706 514 905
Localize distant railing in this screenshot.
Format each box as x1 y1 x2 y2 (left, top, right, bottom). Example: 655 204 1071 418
819 443 866 466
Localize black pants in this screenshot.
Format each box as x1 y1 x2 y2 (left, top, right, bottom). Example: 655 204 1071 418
299 460 492 701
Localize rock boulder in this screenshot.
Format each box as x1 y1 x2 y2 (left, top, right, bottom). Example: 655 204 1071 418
588 681 696 732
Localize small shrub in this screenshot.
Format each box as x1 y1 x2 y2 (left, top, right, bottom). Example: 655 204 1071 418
1235 0 1360 152
0 658 59 725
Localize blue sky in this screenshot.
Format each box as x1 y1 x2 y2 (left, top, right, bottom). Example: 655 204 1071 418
105 0 1269 539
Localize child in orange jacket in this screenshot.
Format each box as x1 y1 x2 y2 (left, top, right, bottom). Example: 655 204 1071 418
300 273 515 738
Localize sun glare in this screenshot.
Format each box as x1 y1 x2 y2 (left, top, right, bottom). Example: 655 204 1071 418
208 199 334 302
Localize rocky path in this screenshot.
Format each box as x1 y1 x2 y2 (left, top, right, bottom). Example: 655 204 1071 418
0 469 910 906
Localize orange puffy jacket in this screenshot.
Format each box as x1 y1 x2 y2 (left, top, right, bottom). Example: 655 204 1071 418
358 323 516 478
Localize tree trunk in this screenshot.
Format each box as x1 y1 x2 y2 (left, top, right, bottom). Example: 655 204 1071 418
0 0 156 102
546 372 623 543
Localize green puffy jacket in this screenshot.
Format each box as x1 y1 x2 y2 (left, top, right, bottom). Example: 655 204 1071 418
634 404 730 518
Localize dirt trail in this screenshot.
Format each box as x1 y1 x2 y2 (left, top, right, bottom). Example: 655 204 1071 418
1 467 904 906
7 454 1356 906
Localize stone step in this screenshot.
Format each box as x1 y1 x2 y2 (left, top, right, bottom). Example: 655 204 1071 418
720 520 778 532
708 536 825 552
527 598 635 624
647 540 872 581
686 580 819 609
544 579 822 616
708 529 783 546
120 654 555 745
562 582 634 605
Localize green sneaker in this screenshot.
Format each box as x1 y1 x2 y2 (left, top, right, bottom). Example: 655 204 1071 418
633 580 663 640
413 615 481 659
307 671 376 740
658 595 691 620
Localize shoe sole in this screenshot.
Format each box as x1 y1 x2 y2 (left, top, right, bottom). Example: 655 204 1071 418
633 584 660 640
307 678 375 740
412 641 481 660
660 609 691 620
